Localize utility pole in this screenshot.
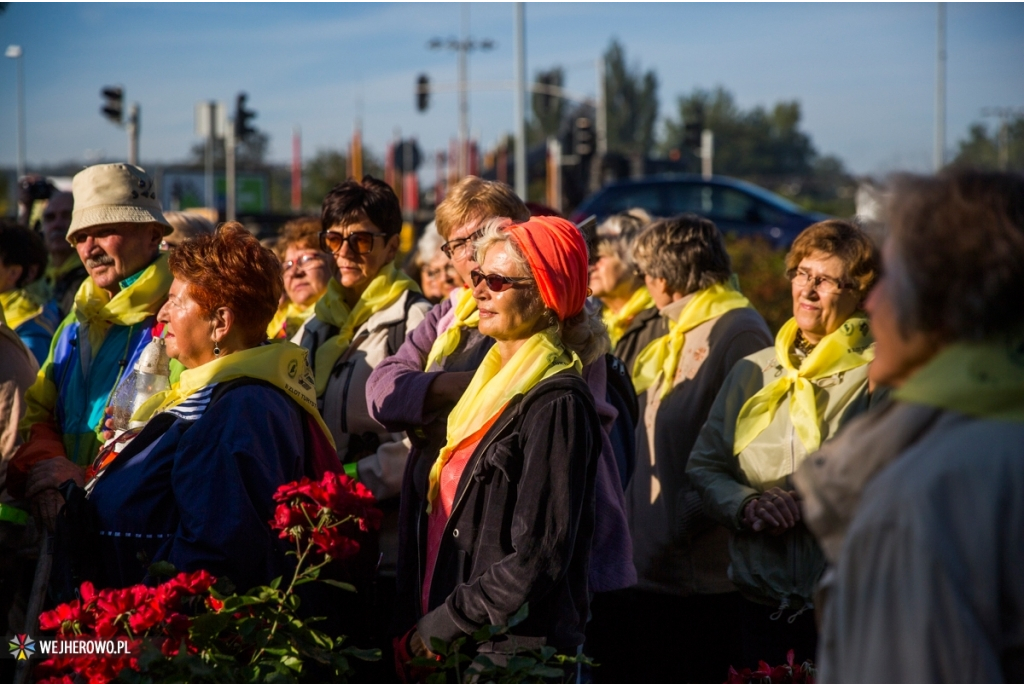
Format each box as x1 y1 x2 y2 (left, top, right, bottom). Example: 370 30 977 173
428 4 494 180
127 104 139 166
225 117 236 222
5 45 25 180
205 101 216 208
701 129 714 179
546 136 562 212
514 3 527 199
935 2 946 171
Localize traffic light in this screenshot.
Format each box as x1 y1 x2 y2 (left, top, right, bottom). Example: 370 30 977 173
683 121 703 149
573 117 594 157
416 74 429 112
235 92 256 141
101 86 123 124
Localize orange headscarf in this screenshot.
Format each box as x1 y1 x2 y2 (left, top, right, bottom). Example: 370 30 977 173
505 216 589 321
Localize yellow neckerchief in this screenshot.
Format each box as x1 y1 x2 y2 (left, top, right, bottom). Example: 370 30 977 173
425 286 479 371
632 281 753 399
895 333 1024 422
426 327 581 513
313 262 420 396
73 253 172 357
602 286 654 348
46 252 84 284
733 315 874 455
267 300 317 340
0 288 44 330
134 341 334 447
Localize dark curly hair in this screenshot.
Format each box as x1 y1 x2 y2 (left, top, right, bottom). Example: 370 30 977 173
0 222 47 288
886 169 1024 341
168 222 282 346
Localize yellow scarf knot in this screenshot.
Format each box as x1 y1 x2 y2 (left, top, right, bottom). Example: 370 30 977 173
733 315 874 456
0 288 45 331
313 263 420 396
426 327 580 513
134 341 334 447
73 253 172 357
425 286 479 371
601 286 654 348
267 300 317 341
632 281 753 399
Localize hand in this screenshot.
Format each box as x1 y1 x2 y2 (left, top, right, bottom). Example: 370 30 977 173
424 371 474 413
408 630 435 659
101 406 117 443
24 456 85 499
31 489 65 533
742 487 801 534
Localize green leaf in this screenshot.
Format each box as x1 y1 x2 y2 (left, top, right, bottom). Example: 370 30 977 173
269 575 283 590
507 602 530 628
340 646 381 662
429 636 449 654
529 664 565 678
146 560 178 579
320 579 357 593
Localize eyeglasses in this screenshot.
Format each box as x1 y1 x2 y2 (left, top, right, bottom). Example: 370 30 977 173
470 269 533 292
319 230 386 256
424 265 458 280
441 228 484 259
282 253 324 274
788 268 851 295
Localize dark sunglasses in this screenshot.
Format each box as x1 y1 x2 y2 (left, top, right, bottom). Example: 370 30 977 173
470 269 533 292
319 230 385 256
440 228 484 259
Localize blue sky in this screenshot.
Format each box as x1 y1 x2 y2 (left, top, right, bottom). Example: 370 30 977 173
1 2 1022 178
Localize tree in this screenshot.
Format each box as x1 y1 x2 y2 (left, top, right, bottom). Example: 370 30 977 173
531 67 565 141
952 116 1024 172
302 149 348 209
604 40 659 158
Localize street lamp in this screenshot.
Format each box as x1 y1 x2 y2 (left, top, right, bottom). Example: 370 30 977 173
428 4 494 179
6 44 26 180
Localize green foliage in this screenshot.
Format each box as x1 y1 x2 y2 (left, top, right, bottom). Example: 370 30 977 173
726 235 791 334
604 39 659 158
303 149 349 210
952 117 1024 172
407 603 592 684
662 86 855 217
531 68 566 141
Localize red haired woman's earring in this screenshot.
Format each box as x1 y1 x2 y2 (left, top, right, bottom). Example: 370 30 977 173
213 343 221 356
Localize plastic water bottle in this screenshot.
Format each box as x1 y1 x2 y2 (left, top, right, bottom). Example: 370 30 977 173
110 336 171 433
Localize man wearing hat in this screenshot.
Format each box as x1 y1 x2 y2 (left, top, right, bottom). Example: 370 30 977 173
7 164 173 530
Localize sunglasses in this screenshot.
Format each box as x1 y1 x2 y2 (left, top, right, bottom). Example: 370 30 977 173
470 269 533 292
319 230 386 256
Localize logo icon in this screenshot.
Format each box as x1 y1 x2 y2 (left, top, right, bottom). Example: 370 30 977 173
9 634 34 660
288 359 298 379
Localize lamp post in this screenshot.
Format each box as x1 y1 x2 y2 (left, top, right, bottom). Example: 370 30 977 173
6 45 26 180
428 4 494 179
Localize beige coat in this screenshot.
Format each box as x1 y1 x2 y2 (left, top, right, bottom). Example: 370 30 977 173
0 324 38 495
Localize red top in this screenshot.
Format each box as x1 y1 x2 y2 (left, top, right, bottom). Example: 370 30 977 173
421 414 501 615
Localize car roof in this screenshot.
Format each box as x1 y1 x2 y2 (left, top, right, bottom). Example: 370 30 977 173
594 174 804 214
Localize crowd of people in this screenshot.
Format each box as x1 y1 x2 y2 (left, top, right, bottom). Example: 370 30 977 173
0 162 1022 683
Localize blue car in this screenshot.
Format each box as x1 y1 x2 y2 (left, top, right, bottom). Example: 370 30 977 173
570 174 829 248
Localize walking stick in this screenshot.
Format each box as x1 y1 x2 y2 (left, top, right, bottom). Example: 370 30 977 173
14 533 52 685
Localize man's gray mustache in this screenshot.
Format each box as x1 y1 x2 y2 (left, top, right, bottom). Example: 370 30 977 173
85 255 115 269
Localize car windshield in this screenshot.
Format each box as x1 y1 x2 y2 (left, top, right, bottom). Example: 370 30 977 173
725 179 803 213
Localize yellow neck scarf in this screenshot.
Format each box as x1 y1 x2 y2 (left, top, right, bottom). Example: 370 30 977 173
313 262 420 396
134 341 334 447
0 288 44 331
74 253 172 357
632 281 753 399
602 287 654 348
425 286 479 371
426 327 581 513
267 300 317 340
733 315 874 455
895 334 1024 422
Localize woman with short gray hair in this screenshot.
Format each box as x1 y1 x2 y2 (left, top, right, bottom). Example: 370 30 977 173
592 213 771 683
590 210 656 372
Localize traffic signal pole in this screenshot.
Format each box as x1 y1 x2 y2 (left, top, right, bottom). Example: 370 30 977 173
514 2 527 200
226 117 236 222
127 104 139 165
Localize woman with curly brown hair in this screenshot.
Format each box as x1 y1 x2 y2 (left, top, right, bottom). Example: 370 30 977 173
76 223 337 593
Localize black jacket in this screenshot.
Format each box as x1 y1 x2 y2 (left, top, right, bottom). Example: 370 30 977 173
410 371 602 652
613 306 667 380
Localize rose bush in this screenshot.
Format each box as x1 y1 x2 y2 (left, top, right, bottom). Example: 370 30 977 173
34 471 382 684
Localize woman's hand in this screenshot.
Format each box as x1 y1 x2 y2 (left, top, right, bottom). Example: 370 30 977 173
407 629 435 659
742 487 802 534
24 457 86 532
101 406 117 443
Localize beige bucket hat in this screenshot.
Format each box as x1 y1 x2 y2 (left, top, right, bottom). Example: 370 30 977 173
67 163 172 243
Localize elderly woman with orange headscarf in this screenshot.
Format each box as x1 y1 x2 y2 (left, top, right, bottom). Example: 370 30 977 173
398 215 606 661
